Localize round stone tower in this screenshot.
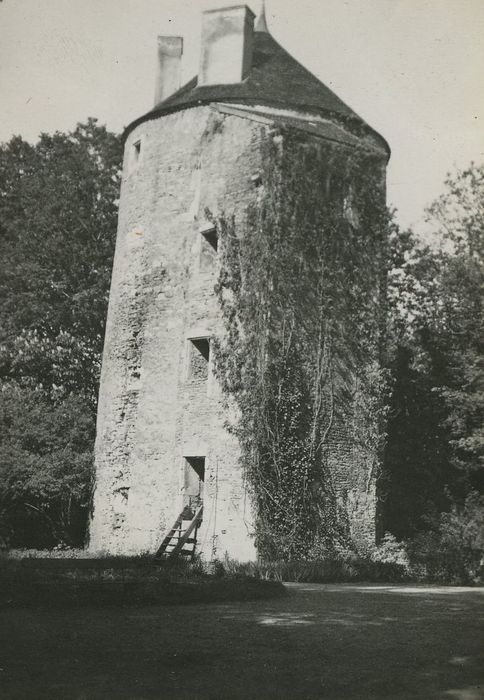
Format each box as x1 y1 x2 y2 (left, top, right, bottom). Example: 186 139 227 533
89 4 390 559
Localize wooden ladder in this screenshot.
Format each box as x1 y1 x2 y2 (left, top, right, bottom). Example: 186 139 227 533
155 504 203 559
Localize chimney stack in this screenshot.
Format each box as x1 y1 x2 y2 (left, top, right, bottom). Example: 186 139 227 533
154 36 183 105
198 5 255 86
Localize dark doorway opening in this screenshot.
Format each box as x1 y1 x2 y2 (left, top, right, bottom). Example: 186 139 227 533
183 456 205 514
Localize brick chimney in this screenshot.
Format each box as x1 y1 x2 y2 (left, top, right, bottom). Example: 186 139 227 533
154 36 183 105
198 5 255 86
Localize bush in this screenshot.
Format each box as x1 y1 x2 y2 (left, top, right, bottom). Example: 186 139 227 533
219 543 410 584
367 532 410 581
407 492 484 584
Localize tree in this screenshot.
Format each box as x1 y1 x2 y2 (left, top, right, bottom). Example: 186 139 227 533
382 163 484 539
0 119 122 547
425 165 484 486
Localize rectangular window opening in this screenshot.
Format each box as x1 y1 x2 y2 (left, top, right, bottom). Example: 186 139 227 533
201 226 218 252
188 337 210 381
199 224 218 272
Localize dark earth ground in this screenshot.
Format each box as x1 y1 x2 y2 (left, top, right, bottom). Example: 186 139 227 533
0 583 483 700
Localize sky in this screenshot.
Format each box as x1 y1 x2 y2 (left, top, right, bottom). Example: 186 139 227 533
0 0 483 234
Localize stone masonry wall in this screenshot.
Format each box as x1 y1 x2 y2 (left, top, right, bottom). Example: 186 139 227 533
89 103 384 558
89 106 264 559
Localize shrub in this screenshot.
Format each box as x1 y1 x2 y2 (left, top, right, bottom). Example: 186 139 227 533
407 492 484 584
366 532 410 581
220 547 409 584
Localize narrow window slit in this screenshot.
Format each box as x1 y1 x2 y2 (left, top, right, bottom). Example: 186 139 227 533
130 139 142 172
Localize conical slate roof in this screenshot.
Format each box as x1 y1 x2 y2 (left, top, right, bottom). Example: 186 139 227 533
125 21 389 155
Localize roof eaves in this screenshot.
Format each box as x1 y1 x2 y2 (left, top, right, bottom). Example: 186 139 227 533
122 96 390 159
212 103 387 154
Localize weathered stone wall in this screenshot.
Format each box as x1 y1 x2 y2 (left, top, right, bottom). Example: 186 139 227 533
326 409 378 546
89 106 264 559
89 102 385 559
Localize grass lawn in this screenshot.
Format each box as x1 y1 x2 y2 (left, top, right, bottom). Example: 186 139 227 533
0 583 482 699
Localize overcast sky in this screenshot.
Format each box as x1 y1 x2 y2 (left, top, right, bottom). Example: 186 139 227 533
0 0 483 234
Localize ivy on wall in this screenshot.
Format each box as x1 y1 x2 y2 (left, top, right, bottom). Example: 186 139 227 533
213 129 390 560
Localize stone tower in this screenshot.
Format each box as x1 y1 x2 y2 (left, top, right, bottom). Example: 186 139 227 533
89 4 390 559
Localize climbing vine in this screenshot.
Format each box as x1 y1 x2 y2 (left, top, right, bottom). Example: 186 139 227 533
213 129 390 560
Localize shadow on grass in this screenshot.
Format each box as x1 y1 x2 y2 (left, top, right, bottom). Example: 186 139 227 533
0 583 482 699
0 557 286 608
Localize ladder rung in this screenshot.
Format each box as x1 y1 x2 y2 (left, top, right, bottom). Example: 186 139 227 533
156 504 203 558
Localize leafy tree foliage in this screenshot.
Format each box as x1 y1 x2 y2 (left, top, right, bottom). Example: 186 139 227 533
0 119 122 547
382 164 484 538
